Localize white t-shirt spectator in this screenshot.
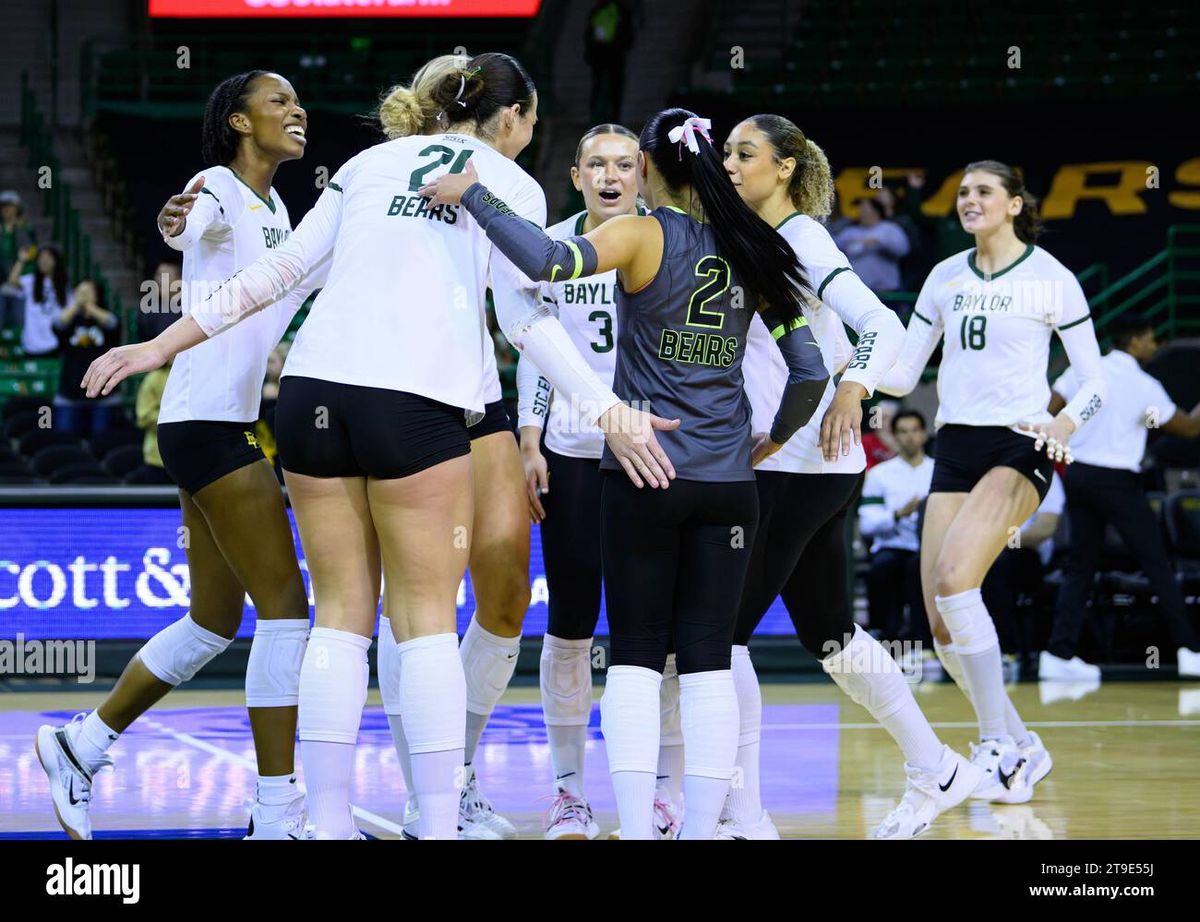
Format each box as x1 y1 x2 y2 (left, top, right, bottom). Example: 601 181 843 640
19 273 69 355
859 454 935 553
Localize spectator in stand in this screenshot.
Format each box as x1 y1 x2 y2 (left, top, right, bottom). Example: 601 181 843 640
5 243 69 357
0 190 37 332
139 260 183 341
875 184 927 295
981 470 1065 674
52 278 123 437
859 410 935 643
834 194 910 295
584 0 635 123
133 359 174 484
861 397 900 469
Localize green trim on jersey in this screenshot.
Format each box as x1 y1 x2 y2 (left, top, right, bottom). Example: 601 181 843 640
328 181 343 193
573 204 646 237
816 266 851 301
774 210 803 231
199 186 225 218
859 496 885 505
1058 312 1092 331
912 308 933 325
968 243 1033 281
769 315 809 340
229 169 277 213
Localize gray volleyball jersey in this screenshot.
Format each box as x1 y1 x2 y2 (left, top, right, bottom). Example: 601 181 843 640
600 206 756 482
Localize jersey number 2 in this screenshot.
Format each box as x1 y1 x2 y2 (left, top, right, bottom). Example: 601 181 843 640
686 255 731 329
960 315 987 351
408 145 475 192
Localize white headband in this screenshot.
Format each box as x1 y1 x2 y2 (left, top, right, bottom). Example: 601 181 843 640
667 116 713 155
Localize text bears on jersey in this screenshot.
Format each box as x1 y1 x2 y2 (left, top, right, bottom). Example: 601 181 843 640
658 329 738 367
386 195 461 224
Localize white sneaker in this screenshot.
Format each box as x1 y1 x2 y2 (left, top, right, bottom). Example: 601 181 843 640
714 810 780 840
1039 650 1101 681
401 797 420 841
35 717 112 840
609 795 682 840
1020 732 1053 788
544 790 600 840
969 737 1033 804
458 772 517 840
244 796 311 840
873 745 983 839
1177 647 1200 679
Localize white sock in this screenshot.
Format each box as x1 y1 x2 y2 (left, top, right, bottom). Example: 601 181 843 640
935 589 1008 741
385 714 415 794
461 614 520 764
823 626 943 770
657 653 684 804
297 627 370 838
256 773 300 808
400 632 466 840
601 665 662 840
70 711 119 771
936 640 1031 747
728 645 763 824
541 634 594 797
679 670 738 840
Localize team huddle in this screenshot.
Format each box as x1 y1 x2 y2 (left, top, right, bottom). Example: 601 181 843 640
33 50 1106 841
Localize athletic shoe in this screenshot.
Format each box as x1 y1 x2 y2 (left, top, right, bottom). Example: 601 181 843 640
244 795 311 840
401 797 420 841
35 715 112 840
873 745 983 839
1020 732 1053 788
1039 650 1101 681
609 796 682 840
969 737 1033 804
714 809 780 840
1177 647 1200 678
458 772 517 840
544 790 600 840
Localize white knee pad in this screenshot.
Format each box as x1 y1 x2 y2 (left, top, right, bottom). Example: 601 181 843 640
539 634 593 727
659 653 683 746
298 627 371 745
460 615 520 716
246 618 308 708
377 616 402 716
821 626 908 721
399 633 466 754
935 589 998 656
138 614 232 686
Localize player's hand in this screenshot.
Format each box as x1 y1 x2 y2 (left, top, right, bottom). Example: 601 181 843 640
1018 415 1076 464
896 495 922 519
751 432 782 466
158 177 204 239
820 380 866 462
82 342 167 397
417 160 480 207
521 442 550 523
598 402 679 489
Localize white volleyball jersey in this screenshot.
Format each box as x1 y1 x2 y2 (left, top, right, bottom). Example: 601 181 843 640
258 133 547 413
516 211 621 459
909 245 1093 429
744 213 903 475
159 166 313 424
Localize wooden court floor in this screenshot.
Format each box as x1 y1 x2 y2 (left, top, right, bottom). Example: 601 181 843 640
2 680 1197 839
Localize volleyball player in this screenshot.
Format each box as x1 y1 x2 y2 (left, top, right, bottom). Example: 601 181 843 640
720 115 982 839
878 160 1108 803
83 53 673 840
420 107 831 839
512 123 687 839
36 72 324 840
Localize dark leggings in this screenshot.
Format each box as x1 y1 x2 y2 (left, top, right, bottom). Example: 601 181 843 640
601 473 759 675
540 449 604 641
733 470 864 657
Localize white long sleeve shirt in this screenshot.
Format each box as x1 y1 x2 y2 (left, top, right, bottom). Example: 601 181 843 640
858 453 935 553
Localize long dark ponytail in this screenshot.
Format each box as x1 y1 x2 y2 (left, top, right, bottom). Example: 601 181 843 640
640 108 810 324
202 70 268 165
33 243 68 307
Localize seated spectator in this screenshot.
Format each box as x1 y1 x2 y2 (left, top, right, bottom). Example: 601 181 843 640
5 243 68 357
0 190 36 332
859 409 934 643
139 260 182 341
981 470 1065 675
52 279 123 437
833 194 910 294
133 359 173 483
861 398 900 469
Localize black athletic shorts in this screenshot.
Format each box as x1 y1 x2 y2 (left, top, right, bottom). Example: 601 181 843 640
930 424 1054 500
275 376 470 479
157 419 266 495
469 400 513 440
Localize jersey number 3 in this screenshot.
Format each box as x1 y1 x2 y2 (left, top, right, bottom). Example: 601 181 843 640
408 145 475 192
960 315 987 351
686 255 732 329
